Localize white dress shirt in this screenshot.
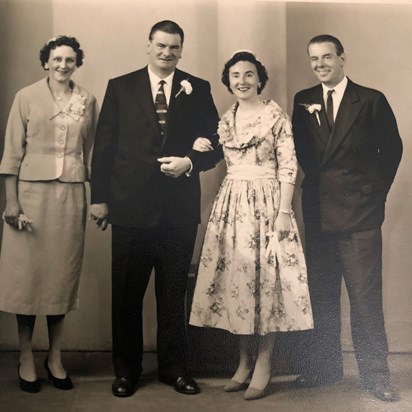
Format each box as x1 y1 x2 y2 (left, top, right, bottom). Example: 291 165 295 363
147 66 193 175
148 66 174 105
322 76 348 121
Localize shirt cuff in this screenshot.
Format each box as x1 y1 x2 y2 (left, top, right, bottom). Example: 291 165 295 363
185 156 193 177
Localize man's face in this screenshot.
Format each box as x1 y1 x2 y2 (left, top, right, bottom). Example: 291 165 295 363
147 30 183 77
308 41 345 88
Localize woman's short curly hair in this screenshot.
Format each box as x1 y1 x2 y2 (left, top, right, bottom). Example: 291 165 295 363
221 51 268 95
39 35 84 69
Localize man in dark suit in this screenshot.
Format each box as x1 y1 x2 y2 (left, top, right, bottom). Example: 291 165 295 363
89 20 219 397
292 34 402 402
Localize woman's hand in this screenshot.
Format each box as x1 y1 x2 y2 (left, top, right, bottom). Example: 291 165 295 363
2 201 33 231
3 200 22 228
275 211 291 241
193 137 213 152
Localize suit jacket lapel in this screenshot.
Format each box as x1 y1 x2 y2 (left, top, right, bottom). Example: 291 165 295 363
163 69 187 148
306 86 330 147
134 68 162 139
322 80 362 165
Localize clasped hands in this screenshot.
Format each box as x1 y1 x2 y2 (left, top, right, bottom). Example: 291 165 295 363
90 139 214 230
90 154 194 230
157 156 191 178
157 136 214 176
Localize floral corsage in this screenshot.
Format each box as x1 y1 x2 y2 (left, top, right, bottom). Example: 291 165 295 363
67 94 87 117
300 103 322 125
175 79 193 98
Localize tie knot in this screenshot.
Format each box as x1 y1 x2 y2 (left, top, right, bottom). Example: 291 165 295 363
158 80 166 88
327 89 335 97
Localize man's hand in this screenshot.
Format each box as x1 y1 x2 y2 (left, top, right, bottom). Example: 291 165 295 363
90 203 109 231
157 156 191 178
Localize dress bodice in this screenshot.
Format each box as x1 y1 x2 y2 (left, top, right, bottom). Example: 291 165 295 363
217 100 297 184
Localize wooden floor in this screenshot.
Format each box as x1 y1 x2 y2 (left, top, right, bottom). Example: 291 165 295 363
0 351 411 412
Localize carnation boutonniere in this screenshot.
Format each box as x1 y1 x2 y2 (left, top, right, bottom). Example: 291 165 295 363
300 103 322 126
175 79 193 98
68 94 87 117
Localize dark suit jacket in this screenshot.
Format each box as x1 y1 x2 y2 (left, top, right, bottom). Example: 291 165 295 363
90 67 219 227
292 79 402 232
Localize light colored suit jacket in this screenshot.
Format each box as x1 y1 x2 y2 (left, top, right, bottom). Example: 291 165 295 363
0 78 99 182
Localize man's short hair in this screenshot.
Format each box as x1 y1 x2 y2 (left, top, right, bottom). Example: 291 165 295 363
308 34 344 56
149 20 184 45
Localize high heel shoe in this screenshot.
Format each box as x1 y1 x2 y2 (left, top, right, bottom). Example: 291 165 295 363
243 383 270 400
224 369 252 393
44 357 73 390
18 363 41 393
223 379 248 392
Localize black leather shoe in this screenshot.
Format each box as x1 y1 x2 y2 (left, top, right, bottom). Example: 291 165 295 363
44 357 73 390
363 381 399 402
159 375 200 395
112 377 138 397
18 364 41 393
295 374 342 388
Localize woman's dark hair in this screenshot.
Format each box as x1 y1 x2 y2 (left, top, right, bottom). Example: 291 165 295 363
39 35 84 69
221 51 268 95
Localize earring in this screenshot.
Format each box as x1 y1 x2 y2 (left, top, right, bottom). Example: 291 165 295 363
44 64 49 70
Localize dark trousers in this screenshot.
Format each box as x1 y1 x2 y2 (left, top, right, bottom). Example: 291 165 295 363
301 227 390 383
111 223 198 380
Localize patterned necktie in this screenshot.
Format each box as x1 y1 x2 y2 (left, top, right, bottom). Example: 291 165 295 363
155 80 168 135
326 89 335 131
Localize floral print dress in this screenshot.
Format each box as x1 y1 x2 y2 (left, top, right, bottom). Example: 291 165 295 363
189 100 313 335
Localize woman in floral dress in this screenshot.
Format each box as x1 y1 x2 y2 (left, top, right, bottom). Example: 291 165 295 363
189 51 313 400
0 36 98 393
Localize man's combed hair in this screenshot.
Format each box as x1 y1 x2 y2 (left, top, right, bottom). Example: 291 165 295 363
308 34 344 56
149 20 184 44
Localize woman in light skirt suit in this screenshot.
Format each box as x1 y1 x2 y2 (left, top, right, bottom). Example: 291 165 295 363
0 35 98 393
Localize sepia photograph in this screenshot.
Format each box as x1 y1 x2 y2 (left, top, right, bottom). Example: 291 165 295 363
0 0 411 410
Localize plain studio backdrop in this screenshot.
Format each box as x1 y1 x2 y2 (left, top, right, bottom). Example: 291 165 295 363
0 0 411 358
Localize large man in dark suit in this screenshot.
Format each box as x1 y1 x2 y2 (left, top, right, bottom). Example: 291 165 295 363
89 20 219 397
292 34 402 402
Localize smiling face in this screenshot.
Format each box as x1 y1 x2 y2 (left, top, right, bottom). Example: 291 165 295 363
308 41 345 88
147 30 183 78
229 60 260 102
46 45 77 84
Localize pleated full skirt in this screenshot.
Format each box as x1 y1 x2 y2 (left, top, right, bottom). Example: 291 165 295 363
190 176 313 335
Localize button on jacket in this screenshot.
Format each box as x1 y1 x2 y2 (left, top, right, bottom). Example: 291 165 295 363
0 78 99 182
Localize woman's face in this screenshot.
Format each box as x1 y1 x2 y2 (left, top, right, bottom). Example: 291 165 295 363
46 45 77 83
229 60 260 101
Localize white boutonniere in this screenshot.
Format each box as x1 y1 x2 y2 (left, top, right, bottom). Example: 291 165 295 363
68 94 87 117
300 103 322 125
175 79 193 98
